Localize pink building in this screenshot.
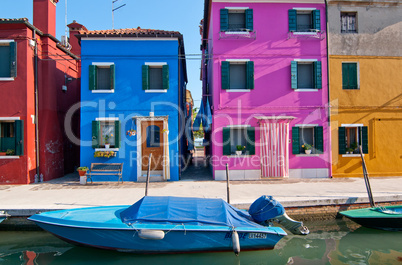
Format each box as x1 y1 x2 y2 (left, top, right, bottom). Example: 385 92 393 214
201 0 331 180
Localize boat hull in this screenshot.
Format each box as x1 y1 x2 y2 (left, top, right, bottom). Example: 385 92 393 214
28 206 286 253
340 206 402 231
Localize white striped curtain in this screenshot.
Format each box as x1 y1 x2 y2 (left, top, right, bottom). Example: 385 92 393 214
260 122 290 178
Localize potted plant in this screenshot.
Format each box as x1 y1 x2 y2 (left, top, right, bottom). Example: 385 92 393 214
346 148 354 154
302 143 313 154
77 166 89 185
104 134 111 149
94 151 116 158
235 145 245 155
6 149 15 156
351 142 358 154
77 166 89 176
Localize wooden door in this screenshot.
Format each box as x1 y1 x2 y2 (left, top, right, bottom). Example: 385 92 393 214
141 121 164 171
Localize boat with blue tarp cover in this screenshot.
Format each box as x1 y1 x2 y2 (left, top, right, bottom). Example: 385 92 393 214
28 196 307 254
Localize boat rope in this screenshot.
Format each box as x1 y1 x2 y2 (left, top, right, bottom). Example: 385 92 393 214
165 224 183 235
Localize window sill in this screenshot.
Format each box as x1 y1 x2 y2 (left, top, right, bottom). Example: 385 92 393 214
296 154 320 157
223 31 251 35
227 155 252 157
294 89 319 92
145 89 167 93
95 148 119 151
226 89 251 93
342 154 360 157
92 90 115 93
0 77 15 81
292 31 320 35
0 156 20 159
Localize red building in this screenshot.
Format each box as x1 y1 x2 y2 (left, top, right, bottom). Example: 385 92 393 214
0 0 83 184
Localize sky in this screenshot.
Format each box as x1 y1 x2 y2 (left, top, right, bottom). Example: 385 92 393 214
0 0 204 105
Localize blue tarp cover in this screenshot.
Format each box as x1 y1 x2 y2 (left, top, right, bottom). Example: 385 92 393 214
120 196 263 228
248 195 285 223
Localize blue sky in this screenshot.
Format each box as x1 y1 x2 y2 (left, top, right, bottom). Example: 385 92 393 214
0 0 204 104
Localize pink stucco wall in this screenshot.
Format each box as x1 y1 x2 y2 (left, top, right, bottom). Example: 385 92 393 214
206 1 331 177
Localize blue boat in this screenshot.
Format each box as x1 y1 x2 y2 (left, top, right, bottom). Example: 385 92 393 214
0 211 9 224
28 196 305 254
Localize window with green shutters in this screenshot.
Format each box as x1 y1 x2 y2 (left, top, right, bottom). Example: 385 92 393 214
222 126 255 156
92 120 121 149
291 61 322 90
89 64 115 91
292 126 323 155
220 8 253 32
0 41 17 78
0 120 23 155
342 62 358 90
142 64 169 90
222 61 254 90
289 9 321 32
338 126 368 154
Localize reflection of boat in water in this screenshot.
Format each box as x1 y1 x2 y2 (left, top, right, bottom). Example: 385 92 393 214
0 211 10 224
29 196 308 254
330 226 402 264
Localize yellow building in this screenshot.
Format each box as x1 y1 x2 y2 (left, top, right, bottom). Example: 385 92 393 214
328 0 402 177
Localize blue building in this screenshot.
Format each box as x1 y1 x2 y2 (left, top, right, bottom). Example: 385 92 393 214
78 28 187 181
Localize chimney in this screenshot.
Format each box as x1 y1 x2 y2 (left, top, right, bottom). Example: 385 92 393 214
33 0 59 36
67 20 87 56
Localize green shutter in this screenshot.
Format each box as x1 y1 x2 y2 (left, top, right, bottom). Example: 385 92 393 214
314 126 324 153
9 41 17 77
349 63 358 89
114 120 121 148
92 121 100 148
14 120 23 156
291 61 298 89
246 127 255 155
142 65 149 90
292 127 300 154
246 61 254 90
288 9 297 32
360 126 368 154
89 65 97 90
312 10 321 31
245 9 253 31
222 127 231 155
163 65 169 90
342 63 358 90
338 127 346 154
221 61 230 90
110 64 115 90
314 61 322 89
220 9 229 31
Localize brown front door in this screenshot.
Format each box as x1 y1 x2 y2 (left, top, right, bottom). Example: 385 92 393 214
141 121 164 171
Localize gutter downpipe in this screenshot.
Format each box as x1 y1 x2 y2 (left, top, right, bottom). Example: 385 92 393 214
325 0 332 178
33 30 40 180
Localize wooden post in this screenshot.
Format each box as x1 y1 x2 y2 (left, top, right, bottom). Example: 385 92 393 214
226 163 230 204
360 146 375 207
145 153 152 196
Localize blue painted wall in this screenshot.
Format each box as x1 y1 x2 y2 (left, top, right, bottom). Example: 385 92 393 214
80 39 186 181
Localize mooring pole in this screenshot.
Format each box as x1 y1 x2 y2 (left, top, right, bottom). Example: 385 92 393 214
226 163 230 204
145 153 152 196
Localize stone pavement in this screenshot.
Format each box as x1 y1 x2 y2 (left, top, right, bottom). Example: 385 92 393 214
0 172 401 217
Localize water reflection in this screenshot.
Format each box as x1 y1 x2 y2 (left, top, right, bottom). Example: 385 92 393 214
0 220 401 265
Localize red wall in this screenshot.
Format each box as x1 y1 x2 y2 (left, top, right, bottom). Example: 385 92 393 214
0 22 80 184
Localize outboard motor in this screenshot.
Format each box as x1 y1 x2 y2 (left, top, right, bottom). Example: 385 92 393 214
249 196 309 235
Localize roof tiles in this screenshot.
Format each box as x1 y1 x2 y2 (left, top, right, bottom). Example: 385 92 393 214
78 27 182 39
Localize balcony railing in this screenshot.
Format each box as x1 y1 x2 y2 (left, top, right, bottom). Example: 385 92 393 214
219 29 256 40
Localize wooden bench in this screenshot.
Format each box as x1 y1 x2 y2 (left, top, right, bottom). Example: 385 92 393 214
86 163 124 183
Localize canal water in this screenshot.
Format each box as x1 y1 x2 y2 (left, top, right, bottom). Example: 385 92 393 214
0 219 401 265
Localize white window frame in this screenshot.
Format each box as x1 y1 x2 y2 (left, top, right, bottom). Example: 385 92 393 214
295 124 319 156
225 59 251 92
0 40 16 81
144 62 168 93
224 7 250 34
95 117 119 151
91 62 115 93
294 59 318 92
227 125 251 156
341 124 363 157
0 116 20 159
342 61 360 90
292 8 318 35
